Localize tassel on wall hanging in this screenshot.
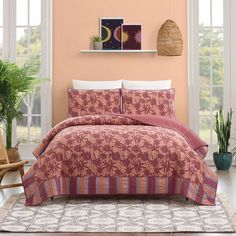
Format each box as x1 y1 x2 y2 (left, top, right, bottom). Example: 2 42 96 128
156 19 183 56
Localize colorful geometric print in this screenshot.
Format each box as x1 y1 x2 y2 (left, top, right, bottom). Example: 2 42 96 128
100 18 124 50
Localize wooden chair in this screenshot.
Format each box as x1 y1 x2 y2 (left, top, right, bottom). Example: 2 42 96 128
0 131 28 189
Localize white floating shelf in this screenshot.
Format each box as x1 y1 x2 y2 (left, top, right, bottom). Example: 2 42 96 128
80 49 158 53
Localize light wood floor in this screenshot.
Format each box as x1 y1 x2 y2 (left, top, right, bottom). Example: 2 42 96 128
0 166 236 236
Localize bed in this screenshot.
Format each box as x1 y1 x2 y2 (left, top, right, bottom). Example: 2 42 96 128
22 82 218 206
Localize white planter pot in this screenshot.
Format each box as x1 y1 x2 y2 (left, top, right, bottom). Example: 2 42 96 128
93 41 103 50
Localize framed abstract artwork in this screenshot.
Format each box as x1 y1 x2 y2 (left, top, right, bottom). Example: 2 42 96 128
100 18 124 50
122 24 142 50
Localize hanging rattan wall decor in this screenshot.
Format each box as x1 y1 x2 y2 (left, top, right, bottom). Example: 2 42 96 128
156 19 183 56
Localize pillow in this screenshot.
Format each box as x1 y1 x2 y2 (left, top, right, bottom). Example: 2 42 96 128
72 80 122 90
68 89 121 117
122 80 171 90
121 88 175 117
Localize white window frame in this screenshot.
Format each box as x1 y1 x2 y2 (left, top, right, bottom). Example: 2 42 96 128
2 0 52 160
188 0 236 164
230 0 236 137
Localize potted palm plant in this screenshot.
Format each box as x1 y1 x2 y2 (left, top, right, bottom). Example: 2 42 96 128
0 60 37 163
213 108 233 170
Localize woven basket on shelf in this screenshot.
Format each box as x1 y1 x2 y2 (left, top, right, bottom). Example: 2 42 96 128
156 19 183 56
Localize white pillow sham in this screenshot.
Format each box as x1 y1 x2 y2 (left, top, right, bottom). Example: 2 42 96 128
122 80 172 90
72 80 122 90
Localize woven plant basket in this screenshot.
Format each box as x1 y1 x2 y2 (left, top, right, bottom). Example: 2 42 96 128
156 19 183 56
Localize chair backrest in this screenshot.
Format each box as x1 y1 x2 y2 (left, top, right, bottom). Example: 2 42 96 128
0 130 9 164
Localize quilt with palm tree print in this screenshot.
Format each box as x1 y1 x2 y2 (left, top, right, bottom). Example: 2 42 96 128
23 115 217 206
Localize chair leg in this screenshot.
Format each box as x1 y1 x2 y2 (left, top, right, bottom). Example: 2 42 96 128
0 171 4 185
0 166 25 190
18 165 25 181
0 169 8 187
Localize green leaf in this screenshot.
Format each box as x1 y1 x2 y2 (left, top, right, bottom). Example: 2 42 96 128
214 107 233 153
0 59 40 148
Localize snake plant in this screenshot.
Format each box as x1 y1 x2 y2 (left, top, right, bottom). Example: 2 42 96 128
214 108 233 154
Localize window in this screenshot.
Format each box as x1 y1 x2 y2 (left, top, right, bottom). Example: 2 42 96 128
0 0 51 159
189 0 236 161
16 0 42 144
198 0 224 147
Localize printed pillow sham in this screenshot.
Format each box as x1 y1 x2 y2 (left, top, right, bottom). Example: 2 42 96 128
122 88 175 117
68 88 121 117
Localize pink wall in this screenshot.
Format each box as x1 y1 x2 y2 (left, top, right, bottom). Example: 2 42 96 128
52 0 188 126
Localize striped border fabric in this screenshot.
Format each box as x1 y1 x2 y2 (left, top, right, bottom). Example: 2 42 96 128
23 171 217 206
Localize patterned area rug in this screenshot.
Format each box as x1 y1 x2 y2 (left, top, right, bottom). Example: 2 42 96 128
0 193 236 232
